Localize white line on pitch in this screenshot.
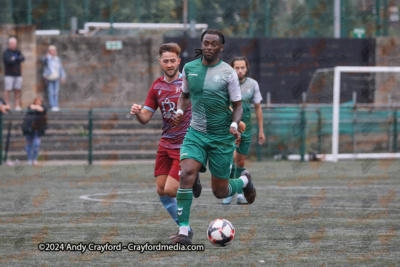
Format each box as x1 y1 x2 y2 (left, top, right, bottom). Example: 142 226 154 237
79 191 399 210
79 193 244 207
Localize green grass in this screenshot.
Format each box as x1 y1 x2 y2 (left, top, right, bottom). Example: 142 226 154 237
0 161 399 266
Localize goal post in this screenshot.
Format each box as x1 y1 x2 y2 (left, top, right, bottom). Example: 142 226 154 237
331 66 400 162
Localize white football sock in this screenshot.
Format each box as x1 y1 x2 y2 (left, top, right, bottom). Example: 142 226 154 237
179 226 189 236
239 175 248 188
237 193 244 198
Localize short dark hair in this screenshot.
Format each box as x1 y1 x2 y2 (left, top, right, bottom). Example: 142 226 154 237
230 56 250 76
159 43 181 57
200 29 225 44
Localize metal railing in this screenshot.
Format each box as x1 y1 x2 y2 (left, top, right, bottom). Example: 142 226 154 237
0 104 399 165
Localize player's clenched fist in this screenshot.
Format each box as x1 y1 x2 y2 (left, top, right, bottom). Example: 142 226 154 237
172 113 183 126
230 127 241 147
238 121 246 134
130 104 142 115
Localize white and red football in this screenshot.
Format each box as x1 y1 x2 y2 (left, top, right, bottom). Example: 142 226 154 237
207 219 235 247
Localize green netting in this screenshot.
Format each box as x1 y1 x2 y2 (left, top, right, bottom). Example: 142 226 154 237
250 102 399 160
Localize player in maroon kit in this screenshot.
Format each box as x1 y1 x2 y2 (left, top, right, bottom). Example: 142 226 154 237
130 43 198 240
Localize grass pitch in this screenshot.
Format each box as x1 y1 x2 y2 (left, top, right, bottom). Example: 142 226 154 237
0 160 399 266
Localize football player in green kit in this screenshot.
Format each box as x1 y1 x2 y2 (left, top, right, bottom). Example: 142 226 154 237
170 30 256 245
223 56 265 205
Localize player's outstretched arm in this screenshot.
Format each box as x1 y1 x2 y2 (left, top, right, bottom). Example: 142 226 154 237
172 92 190 126
230 100 243 147
255 103 265 145
130 104 154 125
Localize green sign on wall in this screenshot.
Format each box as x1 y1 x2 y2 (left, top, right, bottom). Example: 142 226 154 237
353 28 366 38
106 41 122 50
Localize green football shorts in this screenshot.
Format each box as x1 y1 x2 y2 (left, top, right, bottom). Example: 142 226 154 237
236 129 252 156
180 127 236 179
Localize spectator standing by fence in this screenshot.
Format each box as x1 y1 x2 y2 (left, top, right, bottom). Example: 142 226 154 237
3 37 24 111
42 45 66 111
22 96 47 166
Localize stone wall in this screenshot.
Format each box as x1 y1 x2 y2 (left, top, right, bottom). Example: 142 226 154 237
35 35 164 110
0 27 164 110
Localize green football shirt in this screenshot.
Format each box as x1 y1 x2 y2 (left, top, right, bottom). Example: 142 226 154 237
182 58 241 137
240 77 263 132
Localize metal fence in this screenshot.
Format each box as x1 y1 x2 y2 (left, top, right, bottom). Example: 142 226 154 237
0 103 399 165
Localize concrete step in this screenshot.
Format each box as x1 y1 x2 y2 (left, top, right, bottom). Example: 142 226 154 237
6 150 157 161
2 129 164 138
2 159 156 166
1 111 163 120
1 111 167 163
5 141 159 151
2 121 165 132
2 134 161 143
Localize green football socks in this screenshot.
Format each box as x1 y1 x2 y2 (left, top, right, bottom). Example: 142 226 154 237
227 178 245 197
176 188 193 228
235 166 246 194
